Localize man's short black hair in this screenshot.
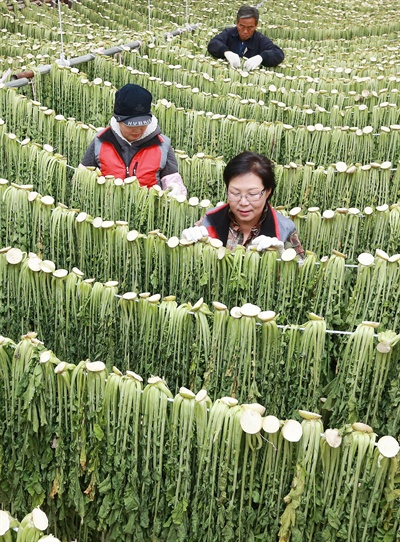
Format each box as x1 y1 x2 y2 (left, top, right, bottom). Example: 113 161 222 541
236 5 259 23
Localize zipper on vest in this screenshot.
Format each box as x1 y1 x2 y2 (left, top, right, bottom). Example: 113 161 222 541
133 162 138 176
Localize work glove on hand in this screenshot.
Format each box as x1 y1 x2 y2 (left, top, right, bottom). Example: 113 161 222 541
224 51 241 69
244 54 263 71
181 225 209 243
249 235 284 254
161 172 187 197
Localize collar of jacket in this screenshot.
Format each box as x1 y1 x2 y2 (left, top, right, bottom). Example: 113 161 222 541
98 124 162 152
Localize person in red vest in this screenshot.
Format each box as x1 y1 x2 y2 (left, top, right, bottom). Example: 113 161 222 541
182 151 304 259
79 83 187 196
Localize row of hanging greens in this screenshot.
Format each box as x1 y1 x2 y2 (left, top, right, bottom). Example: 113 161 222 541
1 249 400 433
0 331 399 542
29 62 400 134
1 170 400 265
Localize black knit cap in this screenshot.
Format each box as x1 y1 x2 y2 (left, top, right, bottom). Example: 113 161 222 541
113 84 153 126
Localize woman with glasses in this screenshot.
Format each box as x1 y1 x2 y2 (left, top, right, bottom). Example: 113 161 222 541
182 151 304 259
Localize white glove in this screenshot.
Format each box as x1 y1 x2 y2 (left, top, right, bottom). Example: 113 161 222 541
244 55 263 71
181 225 209 243
224 51 241 69
250 235 284 254
161 172 187 197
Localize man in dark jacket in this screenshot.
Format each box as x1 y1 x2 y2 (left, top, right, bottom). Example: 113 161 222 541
207 5 284 71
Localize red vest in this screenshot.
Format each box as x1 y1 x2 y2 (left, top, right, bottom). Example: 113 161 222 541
95 129 166 188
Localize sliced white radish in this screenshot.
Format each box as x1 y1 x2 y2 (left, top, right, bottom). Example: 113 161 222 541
209 237 223 248
230 306 242 319
322 209 335 219
86 361 106 373
6 248 23 265
375 249 389 261
361 321 380 329
122 291 137 301
127 230 139 242
221 396 238 407
280 248 297 262
148 376 163 384
126 370 143 382
92 217 103 228
240 303 261 317
104 280 118 288
40 351 52 364
41 195 54 206
262 415 280 434
72 267 84 277
352 422 373 433
32 508 48 531
179 386 196 399
188 196 199 206
358 253 375 266
257 310 277 322
242 403 266 416
377 435 400 458
281 419 303 442
76 212 88 223
53 269 68 279
240 409 263 434
195 389 208 402
191 298 204 311
289 206 302 217
148 294 161 303
298 409 322 420
212 301 227 311
335 161 347 172
325 428 342 448
55 361 67 374
167 236 180 248
0 510 10 535
376 342 391 354
139 292 150 299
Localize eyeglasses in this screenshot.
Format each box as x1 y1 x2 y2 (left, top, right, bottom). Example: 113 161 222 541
227 189 266 202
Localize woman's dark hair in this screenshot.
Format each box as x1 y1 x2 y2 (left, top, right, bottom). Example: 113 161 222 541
223 151 276 200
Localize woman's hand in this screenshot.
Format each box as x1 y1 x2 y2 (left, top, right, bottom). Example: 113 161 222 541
181 225 209 242
249 235 284 254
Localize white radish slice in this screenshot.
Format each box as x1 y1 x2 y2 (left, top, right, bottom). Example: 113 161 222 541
32 508 48 531
377 435 400 458
230 306 242 318
122 292 137 301
6 247 23 265
376 342 391 354
0 510 10 535
258 310 276 322
336 161 347 172
352 422 373 433
40 351 52 363
101 220 115 229
209 237 223 248
195 389 208 402
325 428 342 448
298 409 322 420
380 161 392 170
72 267 84 277
92 217 103 228
289 206 302 217
281 248 297 262
148 294 161 303
361 321 380 328
139 292 150 298
126 370 143 382
53 269 68 279
221 396 238 407
148 376 163 384
242 403 266 416
36 536 61 542
212 301 227 311
323 209 335 219
55 361 67 374
104 280 118 288
167 236 180 248
175 194 186 203
191 298 204 311
28 258 42 272
240 409 263 434
282 419 303 442
179 386 196 399
262 415 280 434
240 303 261 317
76 212 88 223
127 230 139 242
188 196 199 206
28 191 39 202
375 249 389 260
86 361 106 372
41 195 54 206
358 253 375 266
